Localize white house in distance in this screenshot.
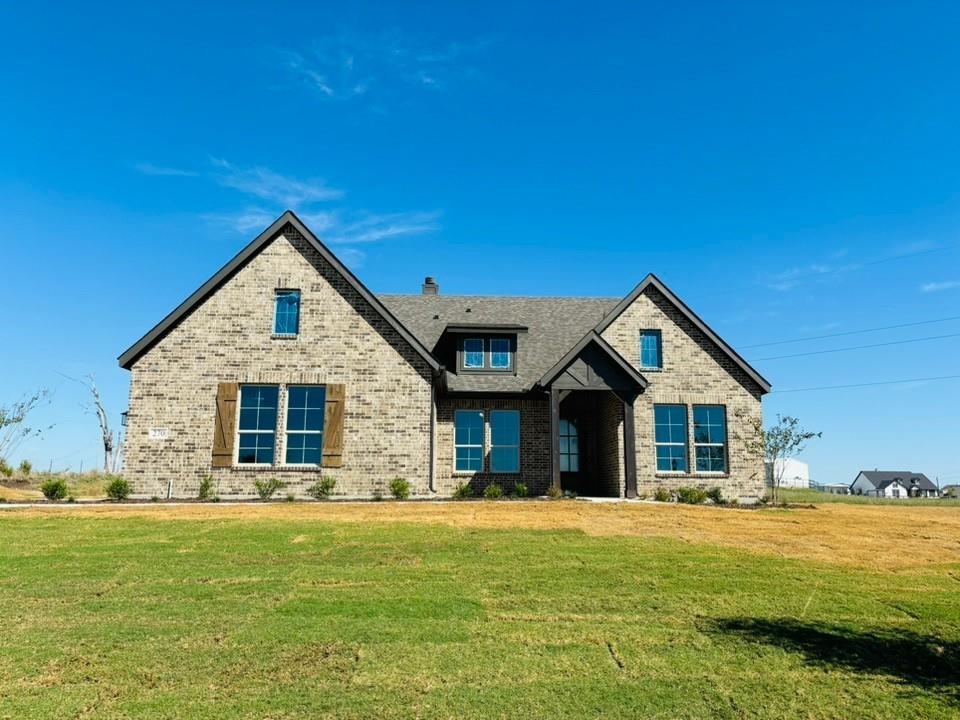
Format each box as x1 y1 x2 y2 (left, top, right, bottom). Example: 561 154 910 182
765 458 810 488
851 470 939 499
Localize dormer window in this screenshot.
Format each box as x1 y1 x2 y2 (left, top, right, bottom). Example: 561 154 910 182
458 335 515 372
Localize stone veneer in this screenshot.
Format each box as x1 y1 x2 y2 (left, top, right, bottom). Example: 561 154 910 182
600 285 766 500
124 224 434 498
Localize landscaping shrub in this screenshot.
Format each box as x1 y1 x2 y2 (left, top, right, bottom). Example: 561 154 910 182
18 460 32 477
513 482 529 498
0 459 12 478
452 482 473 499
546 485 563 499
389 477 410 500
653 487 671 502
307 477 336 500
150 496 160 503
372 490 383 502
706 486 725 505
563 489 578 499
285 493 296 502
254 477 285 500
676 486 708 505
67 495 76 503
197 475 215 501
105 477 131 501
483 483 503 499
40 477 68 501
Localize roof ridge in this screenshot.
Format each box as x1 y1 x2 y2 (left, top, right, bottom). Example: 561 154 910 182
378 293 621 301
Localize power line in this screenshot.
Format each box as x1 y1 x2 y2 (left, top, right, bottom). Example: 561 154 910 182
752 331 960 361
771 374 960 394
739 314 960 349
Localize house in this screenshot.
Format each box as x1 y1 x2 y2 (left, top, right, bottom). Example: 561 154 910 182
941 484 959 498
118 211 771 500
817 483 851 495
765 458 810 488
851 470 939 499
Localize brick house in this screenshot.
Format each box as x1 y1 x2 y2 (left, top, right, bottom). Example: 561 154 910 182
119 211 771 500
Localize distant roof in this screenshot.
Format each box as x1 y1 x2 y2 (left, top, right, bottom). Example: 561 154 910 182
856 470 937 492
379 294 617 393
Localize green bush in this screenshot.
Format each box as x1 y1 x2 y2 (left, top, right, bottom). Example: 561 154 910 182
372 490 383 502
105 477 131 501
67 495 76 503
483 483 503 499
150 496 160 503
285 493 296 502
453 482 473 499
389 478 410 500
653 487 671 502
676 486 708 505
307 477 336 499
0 459 12 478
513 482 529 498
546 485 563 499
705 487 724 505
197 475 215 501
254 477 285 500
18 460 32 476
40 477 69 501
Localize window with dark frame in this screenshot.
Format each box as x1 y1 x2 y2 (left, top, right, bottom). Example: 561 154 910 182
490 410 520 473
459 336 514 372
237 385 279 464
274 289 301 335
640 330 662 369
693 405 727 472
463 338 485 368
559 419 579 472
654 405 687 472
284 386 325 465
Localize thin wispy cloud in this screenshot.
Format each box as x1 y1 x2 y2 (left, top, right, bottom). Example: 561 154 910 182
921 280 960 293
134 163 198 177
211 158 342 207
279 29 492 105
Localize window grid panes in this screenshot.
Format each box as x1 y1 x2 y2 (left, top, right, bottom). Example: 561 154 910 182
238 385 279 464
463 338 484 368
454 410 484 471
285 386 325 465
559 419 579 472
640 330 662 369
490 338 511 369
274 290 301 335
693 405 727 472
654 405 687 472
490 410 520 473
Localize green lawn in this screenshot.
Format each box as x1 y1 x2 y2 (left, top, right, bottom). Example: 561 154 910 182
782 487 960 506
0 511 957 719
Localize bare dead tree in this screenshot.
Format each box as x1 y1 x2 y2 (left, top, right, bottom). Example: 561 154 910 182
60 374 122 473
0 389 51 463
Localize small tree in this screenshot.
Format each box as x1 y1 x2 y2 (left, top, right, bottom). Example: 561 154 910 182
0 390 51 465
60 375 123 473
738 412 820 504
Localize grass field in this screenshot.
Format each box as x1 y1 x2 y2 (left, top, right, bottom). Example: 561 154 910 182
1 501 958 719
781 487 960 506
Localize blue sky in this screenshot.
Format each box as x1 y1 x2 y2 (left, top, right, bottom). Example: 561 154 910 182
2 1 959 485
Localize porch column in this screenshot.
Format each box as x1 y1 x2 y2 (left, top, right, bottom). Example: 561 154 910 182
550 387 561 492
622 396 637 498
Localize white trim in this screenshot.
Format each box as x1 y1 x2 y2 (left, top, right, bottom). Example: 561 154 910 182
454 409 484 473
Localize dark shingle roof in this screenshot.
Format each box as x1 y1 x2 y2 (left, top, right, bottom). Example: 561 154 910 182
378 294 619 392
857 470 937 492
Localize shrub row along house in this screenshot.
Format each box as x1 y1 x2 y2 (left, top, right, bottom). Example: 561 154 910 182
119 212 771 500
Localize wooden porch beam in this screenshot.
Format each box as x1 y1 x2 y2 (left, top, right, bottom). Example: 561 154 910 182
623 396 637 498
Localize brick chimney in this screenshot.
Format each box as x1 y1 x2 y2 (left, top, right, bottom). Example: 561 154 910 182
421 276 439 295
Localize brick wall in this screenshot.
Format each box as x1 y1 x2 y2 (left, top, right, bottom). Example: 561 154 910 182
595 393 625 497
124 225 434 498
600 286 766 500
435 397 550 495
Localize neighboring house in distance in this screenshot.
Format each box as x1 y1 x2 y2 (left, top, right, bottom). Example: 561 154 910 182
851 470 939 499
939 484 958 498
118 211 771 500
765 458 810 488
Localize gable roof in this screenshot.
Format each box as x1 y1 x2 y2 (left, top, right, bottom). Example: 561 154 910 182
118 211 441 373
538 331 649 390
856 470 937 492
593 274 772 394
379 294 618 393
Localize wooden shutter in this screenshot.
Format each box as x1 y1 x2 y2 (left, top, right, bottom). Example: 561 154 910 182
321 384 345 468
211 382 238 468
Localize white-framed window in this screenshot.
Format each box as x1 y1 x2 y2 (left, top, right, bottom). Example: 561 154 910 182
490 410 520 473
237 385 279 464
654 404 687 472
463 338 485 368
559 419 579 472
640 330 662 369
693 405 727 472
490 338 512 370
284 386 325 465
454 410 484 472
